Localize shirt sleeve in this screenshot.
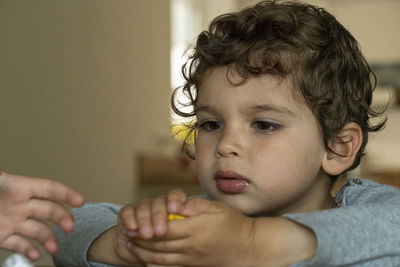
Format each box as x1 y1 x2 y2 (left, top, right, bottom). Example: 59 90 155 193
285 179 400 267
52 202 122 267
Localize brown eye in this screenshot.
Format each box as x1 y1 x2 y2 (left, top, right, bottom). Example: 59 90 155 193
253 121 278 132
199 121 222 131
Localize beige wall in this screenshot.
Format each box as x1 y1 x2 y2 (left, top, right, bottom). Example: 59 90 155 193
0 0 171 204
317 0 400 64
237 0 400 63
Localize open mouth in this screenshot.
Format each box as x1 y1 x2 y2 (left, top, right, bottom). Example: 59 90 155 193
214 170 249 194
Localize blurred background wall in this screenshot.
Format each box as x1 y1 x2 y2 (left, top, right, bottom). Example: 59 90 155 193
0 0 172 205
0 0 399 265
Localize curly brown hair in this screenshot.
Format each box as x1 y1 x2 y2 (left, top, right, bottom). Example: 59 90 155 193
171 0 386 180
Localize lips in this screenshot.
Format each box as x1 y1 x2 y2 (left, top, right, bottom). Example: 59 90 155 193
214 170 249 194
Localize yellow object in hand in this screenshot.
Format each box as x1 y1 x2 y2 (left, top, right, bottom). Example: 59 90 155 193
168 214 186 221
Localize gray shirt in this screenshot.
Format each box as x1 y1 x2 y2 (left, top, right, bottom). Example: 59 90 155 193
53 178 400 266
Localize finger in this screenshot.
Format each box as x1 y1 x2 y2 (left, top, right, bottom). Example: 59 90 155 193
130 242 184 266
178 198 224 217
16 219 58 254
167 188 187 213
131 237 187 253
165 217 197 239
1 234 40 261
146 264 174 267
118 204 138 233
27 178 84 207
28 199 75 233
135 198 154 239
150 196 168 237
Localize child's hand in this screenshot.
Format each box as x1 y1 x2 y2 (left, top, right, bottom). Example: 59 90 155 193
119 188 187 239
127 198 259 267
126 198 317 267
114 189 187 264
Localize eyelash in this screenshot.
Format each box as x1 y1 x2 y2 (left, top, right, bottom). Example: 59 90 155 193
197 120 280 133
252 120 280 133
198 120 222 132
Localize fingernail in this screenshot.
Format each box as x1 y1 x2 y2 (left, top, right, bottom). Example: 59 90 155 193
169 202 178 212
127 231 138 237
155 225 165 236
141 227 153 238
126 242 132 249
28 249 40 261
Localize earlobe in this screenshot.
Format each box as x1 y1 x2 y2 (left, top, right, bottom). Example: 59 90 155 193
322 122 363 176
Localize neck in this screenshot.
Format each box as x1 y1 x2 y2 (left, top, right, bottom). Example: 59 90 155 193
265 174 336 217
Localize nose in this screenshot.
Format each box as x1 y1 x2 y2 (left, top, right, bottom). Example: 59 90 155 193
215 128 244 158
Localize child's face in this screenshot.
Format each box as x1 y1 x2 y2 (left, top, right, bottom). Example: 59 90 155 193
195 67 333 216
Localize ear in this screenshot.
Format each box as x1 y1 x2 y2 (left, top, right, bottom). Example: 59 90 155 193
322 122 363 176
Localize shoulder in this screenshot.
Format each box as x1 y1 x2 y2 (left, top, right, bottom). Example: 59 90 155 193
335 178 400 207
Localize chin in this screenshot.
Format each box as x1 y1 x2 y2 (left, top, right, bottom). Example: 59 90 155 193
223 199 261 216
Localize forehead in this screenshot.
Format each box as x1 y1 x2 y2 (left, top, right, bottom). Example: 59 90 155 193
196 67 307 113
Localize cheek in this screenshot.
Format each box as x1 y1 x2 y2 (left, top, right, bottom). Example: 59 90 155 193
194 140 215 192
252 145 291 178
252 136 324 182
281 140 325 182
195 137 213 170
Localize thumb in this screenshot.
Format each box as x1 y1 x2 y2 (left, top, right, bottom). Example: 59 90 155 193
178 198 224 217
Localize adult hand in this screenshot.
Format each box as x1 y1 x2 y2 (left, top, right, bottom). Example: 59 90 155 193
0 171 84 261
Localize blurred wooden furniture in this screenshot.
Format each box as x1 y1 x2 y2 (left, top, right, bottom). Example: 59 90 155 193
138 153 198 185
366 171 400 188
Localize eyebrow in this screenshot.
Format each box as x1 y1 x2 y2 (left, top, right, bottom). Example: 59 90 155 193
195 105 213 113
249 104 296 117
195 104 296 117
